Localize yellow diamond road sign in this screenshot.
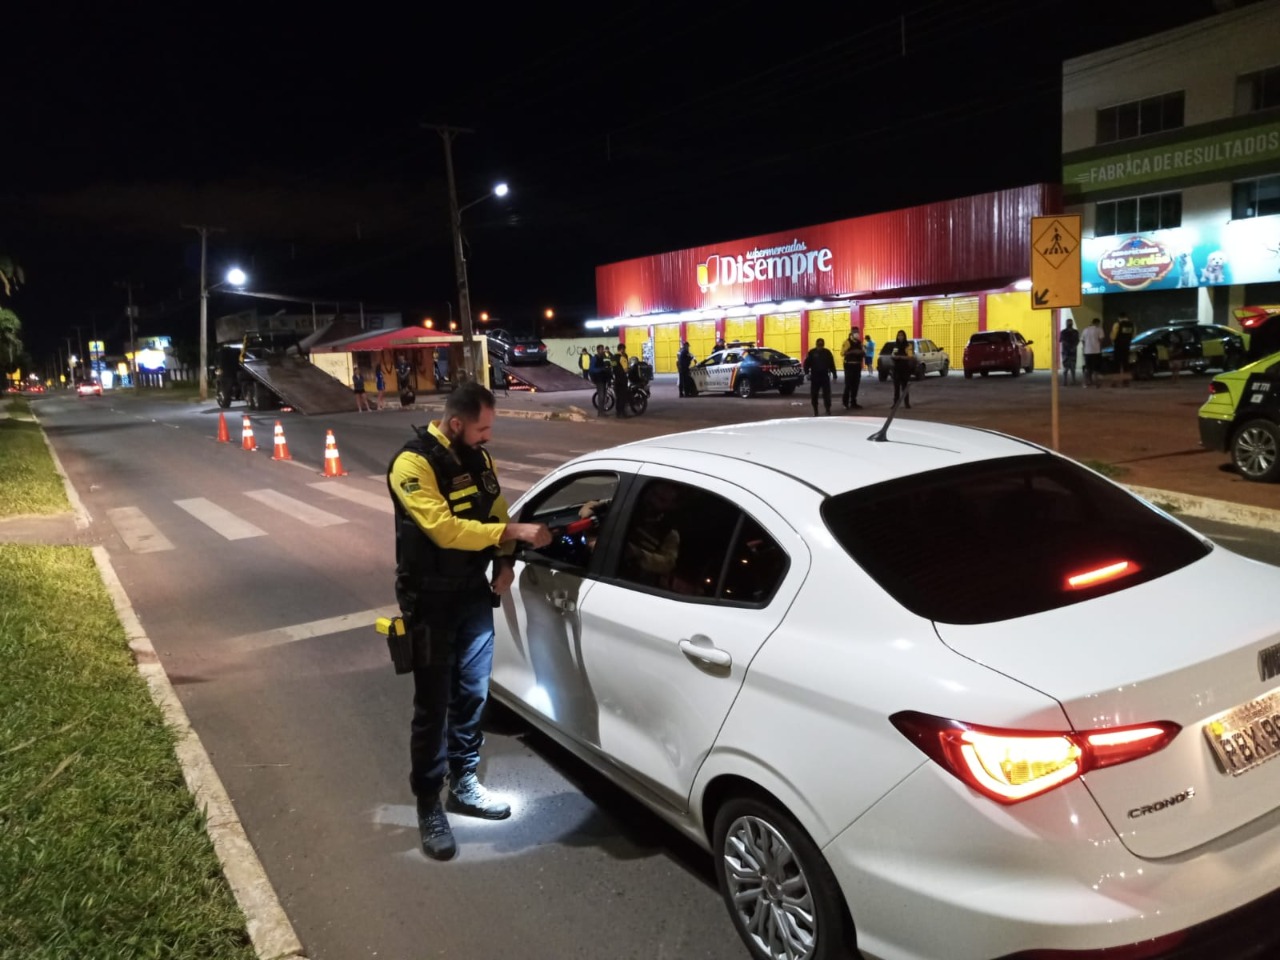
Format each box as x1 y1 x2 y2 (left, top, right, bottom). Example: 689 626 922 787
1030 214 1082 310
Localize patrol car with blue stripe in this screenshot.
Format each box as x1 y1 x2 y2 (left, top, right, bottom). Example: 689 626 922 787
687 343 805 398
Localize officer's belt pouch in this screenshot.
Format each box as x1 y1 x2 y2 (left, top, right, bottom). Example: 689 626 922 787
376 616 413 674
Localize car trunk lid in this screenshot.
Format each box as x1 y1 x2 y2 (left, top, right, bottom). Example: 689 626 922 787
934 551 1280 858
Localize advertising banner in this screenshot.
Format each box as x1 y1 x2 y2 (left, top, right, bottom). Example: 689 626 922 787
1081 213 1280 295
595 186 1052 318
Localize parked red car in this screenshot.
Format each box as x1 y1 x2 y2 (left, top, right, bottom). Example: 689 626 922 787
963 330 1035 378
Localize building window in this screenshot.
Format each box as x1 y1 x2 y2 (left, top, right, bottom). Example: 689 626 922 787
1235 65 1280 113
1233 175 1280 219
1095 192 1182 237
1096 92 1185 145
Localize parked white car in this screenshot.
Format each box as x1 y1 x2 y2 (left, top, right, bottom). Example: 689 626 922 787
876 337 950 380
491 417 1280 960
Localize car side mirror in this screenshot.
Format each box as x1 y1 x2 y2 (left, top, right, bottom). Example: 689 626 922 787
1026 340 1034 346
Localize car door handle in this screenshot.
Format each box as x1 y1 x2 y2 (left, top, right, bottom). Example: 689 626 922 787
679 637 731 668
550 590 576 613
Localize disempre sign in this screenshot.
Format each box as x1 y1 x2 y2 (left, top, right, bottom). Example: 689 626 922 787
1030 215 1082 310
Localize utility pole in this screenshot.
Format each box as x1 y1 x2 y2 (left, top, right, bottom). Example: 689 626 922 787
70 325 87 381
115 279 142 387
62 336 75 384
182 224 225 402
424 123 479 382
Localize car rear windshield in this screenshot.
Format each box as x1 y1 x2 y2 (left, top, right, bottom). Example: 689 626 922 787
821 454 1210 624
969 332 1011 345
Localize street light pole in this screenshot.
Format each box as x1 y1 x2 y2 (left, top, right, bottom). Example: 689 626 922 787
115 279 142 387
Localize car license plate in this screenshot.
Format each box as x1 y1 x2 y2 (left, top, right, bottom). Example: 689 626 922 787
1203 689 1280 776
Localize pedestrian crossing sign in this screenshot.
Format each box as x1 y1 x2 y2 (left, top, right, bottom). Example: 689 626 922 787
1029 215 1082 310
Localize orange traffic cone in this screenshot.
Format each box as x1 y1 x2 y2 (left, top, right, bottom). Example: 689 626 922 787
241 415 257 452
216 411 230 443
322 429 347 476
271 420 292 461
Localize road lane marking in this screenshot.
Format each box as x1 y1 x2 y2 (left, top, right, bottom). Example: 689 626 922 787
530 453 569 462
228 604 400 652
493 459 553 476
174 498 268 540
243 489 348 527
106 506 175 553
308 481 393 514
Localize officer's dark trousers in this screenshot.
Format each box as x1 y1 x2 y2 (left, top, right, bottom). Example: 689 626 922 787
409 591 495 801
842 364 862 407
811 380 831 414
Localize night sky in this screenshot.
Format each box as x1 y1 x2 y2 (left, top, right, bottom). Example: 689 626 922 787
5 0 1227 370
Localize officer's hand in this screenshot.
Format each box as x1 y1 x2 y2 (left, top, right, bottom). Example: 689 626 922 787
491 562 516 595
503 522 553 548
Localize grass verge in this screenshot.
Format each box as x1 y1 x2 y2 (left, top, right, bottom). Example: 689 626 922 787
0 545 254 960
1081 458 1128 480
0 399 72 518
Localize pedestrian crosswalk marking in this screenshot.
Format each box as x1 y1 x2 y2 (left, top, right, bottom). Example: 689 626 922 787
174 498 267 540
107 506 175 553
308 481 394 515
244 489 348 527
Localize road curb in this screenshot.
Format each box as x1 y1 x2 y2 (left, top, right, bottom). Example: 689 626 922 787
91 545 308 960
1125 484 1280 533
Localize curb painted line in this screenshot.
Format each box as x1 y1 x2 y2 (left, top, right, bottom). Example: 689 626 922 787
1126 484 1280 534
91 546 307 960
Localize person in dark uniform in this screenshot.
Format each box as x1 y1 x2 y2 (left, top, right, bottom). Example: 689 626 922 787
612 342 631 418
676 341 696 397
588 344 610 417
1111 312 1136 384
839 327 865 409
387 382 552 861
803 337 837 416
888 329 915 409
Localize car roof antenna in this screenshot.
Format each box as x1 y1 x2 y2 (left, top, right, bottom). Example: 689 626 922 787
867 380 909 443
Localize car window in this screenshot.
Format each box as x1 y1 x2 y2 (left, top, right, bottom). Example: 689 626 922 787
970 332 1010 345
519 472 623 571
608 479 786 605
724 352 741 364
821 454 1210 624
757 349 790 363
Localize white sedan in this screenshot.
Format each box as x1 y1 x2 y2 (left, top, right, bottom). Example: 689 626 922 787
491 417 1280 960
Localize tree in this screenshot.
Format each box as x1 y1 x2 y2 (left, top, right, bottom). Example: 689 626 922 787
0 256 23 373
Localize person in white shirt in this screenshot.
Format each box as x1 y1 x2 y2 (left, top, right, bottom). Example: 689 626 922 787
1080 318 1104 388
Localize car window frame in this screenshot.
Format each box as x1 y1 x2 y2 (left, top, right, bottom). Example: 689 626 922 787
596 468 794 608
514 467 640 577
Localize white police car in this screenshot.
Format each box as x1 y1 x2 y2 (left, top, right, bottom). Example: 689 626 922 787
688 343 805 398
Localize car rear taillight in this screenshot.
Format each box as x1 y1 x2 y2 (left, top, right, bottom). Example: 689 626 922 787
1065 559 1139 590
538 343 546 351
890 712 1181 804
1208 381 1229 396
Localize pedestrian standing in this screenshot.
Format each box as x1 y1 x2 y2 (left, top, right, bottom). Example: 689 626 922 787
375 364 387 410
1059 318 1080 386
1081 318 1104 387
888 330 915 409
387 382 553 861
396 355 415 409
713 337 726 353
589 344 610 417
612 342 631 418
676 341 696 398
1111 312 1136 385
839 327 865 409
353 366 371 412
579 347 592 381
803 337 837 416
864 335 876 376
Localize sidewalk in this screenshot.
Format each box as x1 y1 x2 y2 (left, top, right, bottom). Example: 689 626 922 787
441 372 1280 530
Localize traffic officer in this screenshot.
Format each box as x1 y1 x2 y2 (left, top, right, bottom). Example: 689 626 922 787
612 342 631 418
803 337 838 416
387 381 552 861
839 327 865 409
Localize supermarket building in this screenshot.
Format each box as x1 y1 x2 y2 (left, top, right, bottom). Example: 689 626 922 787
589 184 1060 374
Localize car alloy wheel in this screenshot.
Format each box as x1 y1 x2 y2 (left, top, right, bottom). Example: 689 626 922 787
737 377 756 398
1232 419 1280 482
714 798 850 960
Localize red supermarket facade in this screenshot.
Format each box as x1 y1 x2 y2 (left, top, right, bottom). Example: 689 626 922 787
591 183 1063 373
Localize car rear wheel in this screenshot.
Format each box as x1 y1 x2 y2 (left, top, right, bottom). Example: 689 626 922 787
979 371 989 377
1232 419 1280 482
737 377 756 399
713 796 853 960
914 364 927 381
1010 366 1020 377
1135 356 1156 380
940 362 950 377
1024 363 1034 374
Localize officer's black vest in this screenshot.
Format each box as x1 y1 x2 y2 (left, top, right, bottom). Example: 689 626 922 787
387 426 501 592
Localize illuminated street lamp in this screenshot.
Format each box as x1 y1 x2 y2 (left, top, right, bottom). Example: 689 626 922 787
185 224 248 403
445 167 511 379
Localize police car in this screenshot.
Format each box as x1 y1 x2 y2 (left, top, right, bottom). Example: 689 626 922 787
1198 350 1280 482
687 343 805 398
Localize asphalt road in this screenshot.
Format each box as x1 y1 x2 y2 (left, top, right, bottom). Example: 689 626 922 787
28 387 1280 960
